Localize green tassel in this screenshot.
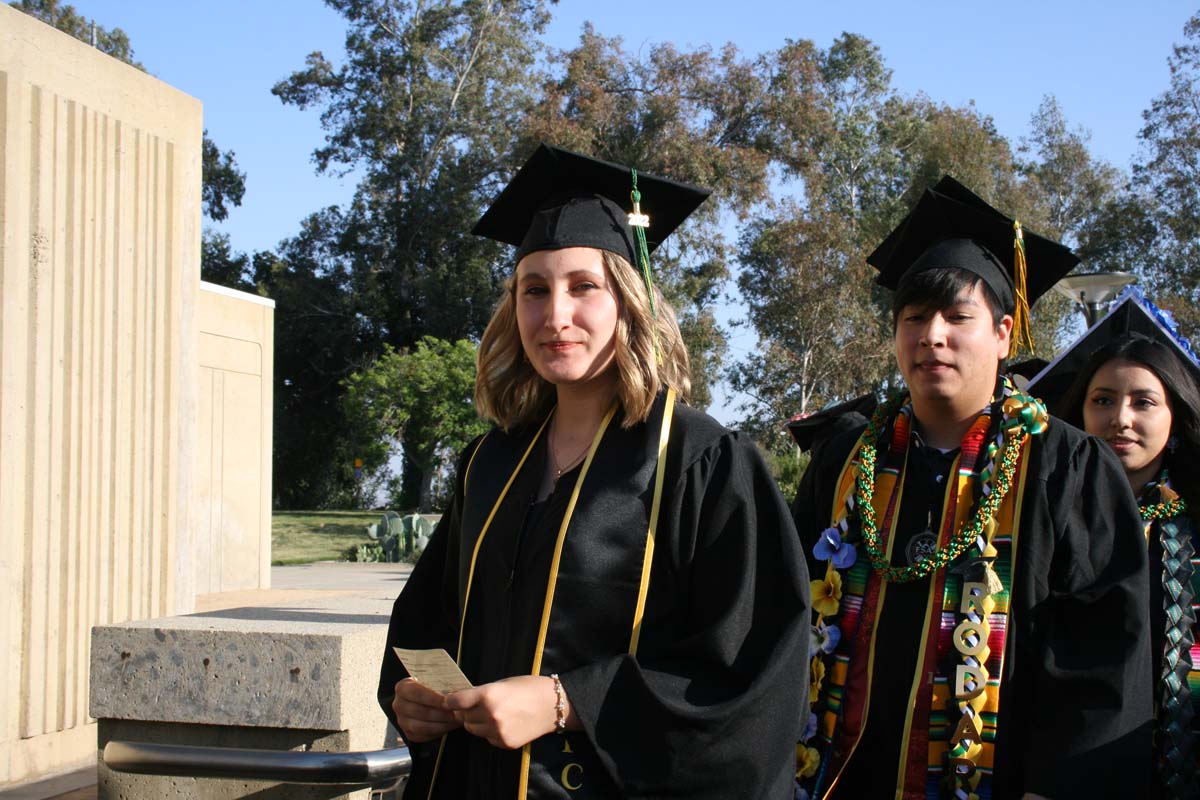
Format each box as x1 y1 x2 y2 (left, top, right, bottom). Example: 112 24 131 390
629 169 661 362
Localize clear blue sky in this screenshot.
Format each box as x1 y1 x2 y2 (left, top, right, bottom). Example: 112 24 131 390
56 0 1199 421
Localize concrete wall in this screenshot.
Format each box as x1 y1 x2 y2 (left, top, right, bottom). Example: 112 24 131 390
195 282 274 594
0 6 202 786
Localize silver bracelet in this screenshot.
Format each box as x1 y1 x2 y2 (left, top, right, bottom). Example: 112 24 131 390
550 673 567 734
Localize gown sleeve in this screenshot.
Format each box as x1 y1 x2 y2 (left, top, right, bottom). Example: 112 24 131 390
376 441 473 736
1018 431 1154 798
556 433 812 799
791 432 856 579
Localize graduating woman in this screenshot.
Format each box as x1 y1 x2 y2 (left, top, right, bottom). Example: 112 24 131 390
1052 295 1200 800
376 144 810 799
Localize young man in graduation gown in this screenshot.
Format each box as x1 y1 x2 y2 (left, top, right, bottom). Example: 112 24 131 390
377 144 810 799
792 176 1153 800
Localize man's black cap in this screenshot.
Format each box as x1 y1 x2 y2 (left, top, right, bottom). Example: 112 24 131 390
867 175 1079 314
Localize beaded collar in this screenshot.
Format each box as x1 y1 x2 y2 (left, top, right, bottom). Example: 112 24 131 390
855 378 1049 583
1141 470 1188 521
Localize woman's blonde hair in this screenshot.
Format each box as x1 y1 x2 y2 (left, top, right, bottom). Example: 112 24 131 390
475 249 691 430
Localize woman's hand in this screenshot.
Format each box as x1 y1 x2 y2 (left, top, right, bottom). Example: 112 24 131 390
444 675 577 749
391 677 462 743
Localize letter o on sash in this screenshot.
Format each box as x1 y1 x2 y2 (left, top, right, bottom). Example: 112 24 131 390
561 763 583 791
952 619 989 657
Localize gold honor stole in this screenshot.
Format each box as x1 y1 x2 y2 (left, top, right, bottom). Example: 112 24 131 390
424 389 676 800
815 430 1032 800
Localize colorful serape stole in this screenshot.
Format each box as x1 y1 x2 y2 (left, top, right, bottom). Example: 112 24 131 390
804 402 1033 800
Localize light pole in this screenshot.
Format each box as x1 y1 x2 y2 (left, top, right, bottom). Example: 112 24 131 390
1052 272 1138 327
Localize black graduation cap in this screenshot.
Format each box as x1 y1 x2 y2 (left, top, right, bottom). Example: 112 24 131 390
867 176 1079 315
1006 357 1049 391
786 394 877 453
472 143 712 265
1026 294 1200 416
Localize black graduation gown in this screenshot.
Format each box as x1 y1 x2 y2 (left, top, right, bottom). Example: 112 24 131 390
792 416 1154 800
379 396 810 799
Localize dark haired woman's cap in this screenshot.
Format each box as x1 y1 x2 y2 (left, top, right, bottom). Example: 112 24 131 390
472 143 712 265
1006 357 1050 391
867 175 1079 313
1027 294 1200 412
786 394 878 453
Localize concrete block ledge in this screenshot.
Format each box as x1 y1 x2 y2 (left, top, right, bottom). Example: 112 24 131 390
89 593 401 799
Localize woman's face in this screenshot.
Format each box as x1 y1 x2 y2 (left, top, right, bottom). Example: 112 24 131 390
515 247 619 389
1082 358 1174 487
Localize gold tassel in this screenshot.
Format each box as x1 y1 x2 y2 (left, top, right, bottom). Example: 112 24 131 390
983 562 1004 596
1009 220 1035 359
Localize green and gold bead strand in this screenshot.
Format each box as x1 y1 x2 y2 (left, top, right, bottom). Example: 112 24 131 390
1140 470 1188 521
853 388 1040 584
1142 497 1188 521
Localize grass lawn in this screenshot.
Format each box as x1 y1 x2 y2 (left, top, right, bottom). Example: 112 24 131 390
272 510 384 565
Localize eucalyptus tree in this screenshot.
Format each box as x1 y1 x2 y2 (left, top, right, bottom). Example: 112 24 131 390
271 0 552 507
522 25 776 407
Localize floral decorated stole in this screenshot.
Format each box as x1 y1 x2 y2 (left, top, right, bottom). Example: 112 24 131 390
797 387 1045 800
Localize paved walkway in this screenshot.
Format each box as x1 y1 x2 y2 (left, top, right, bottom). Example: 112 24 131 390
195 562 413 612
2 562 414 800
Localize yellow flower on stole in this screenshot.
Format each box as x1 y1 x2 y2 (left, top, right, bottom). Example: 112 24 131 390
795 744 821 779
809 656 826 704
811 570 843 617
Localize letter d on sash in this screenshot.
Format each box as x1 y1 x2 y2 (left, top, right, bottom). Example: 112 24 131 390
955 664 987 701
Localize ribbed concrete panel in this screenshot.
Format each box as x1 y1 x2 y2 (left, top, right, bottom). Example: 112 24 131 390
195 283 274 595
0 6 201 785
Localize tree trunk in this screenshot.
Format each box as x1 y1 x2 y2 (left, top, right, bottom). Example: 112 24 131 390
418 468 435 513
399 449 422 512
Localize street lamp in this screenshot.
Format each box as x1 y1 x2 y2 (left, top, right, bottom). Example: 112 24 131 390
1052 272 1138 327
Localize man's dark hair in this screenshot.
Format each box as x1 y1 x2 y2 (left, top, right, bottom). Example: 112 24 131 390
890 267 1007 331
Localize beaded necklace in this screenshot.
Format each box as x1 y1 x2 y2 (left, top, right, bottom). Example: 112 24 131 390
855 381 1048 583
1141 470 1188 521
797 378 1048 798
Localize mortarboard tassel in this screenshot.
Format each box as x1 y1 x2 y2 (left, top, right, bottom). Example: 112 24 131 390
1009 220 1035 359
629 169 662 362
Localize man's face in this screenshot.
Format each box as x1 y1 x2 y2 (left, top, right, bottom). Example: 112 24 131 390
894 281 1013 410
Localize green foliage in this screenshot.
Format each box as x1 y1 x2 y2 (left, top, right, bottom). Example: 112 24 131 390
350 541 386 562
521 28 778 407
264 210 383 509
50 0 1200 502
726 34 1152 461
268 0 552 506
1134 11 1200 339
729 203 890 452
765 447 809 507
201 230 254 290
272 0 550 348
202 134 248 223
342 337 489 511
728 35 908 451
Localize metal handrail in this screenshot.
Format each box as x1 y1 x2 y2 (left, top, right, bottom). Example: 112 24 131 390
102 741 412 785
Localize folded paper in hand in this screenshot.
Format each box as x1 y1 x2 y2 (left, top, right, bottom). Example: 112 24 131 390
393 647 474 694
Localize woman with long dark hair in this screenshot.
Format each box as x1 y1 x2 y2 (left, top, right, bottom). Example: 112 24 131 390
1060 304 1200 800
